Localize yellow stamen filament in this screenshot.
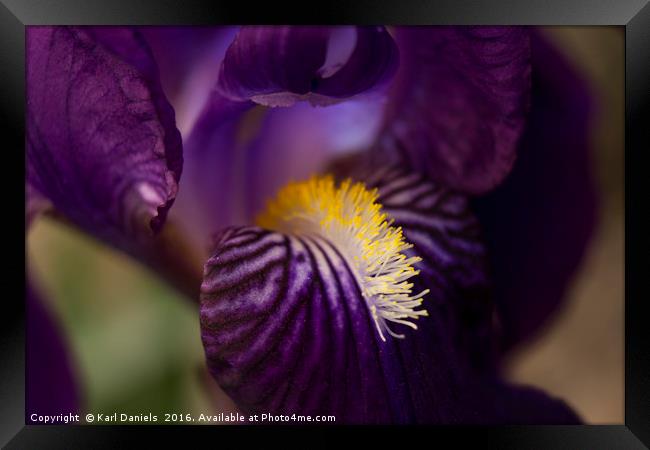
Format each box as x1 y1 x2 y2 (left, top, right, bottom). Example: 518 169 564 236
256 175 429 341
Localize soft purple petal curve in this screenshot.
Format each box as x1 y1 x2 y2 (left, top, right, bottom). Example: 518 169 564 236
139 26 239 135
26 26 182 247
200 165 580 423
377 26 531 195
170 94 254 253
26 282 80 421
217 26 398 107
472 31 598 350
174 26 394 250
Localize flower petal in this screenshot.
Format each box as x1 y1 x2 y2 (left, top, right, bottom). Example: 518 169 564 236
200 166 579 423
26 26 182 247
354 163 496 373
472 31 598 349
217 26 398 107
171 95 253 253
200 226 397 422
85 27 184 210
139 26 240 135
312 27 399 98
26 282 80 420
177 93 386 255
377 26 531 194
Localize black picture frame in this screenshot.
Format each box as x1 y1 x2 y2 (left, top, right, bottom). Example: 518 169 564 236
3 0 648 447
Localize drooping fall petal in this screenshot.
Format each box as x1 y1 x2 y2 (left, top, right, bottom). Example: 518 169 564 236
200 166 579 423
352 163 496 374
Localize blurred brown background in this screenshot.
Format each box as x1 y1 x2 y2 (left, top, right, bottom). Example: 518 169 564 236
27 26 625 424
506 26 624 424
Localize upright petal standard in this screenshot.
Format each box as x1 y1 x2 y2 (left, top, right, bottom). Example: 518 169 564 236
472 31 597 348
377 27 531 194
217 26 398 106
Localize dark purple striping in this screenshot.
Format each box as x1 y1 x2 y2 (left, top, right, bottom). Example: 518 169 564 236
201 226 403 422
200 166 583 423
200 165 497 422
336 161 496 371
363 165 496 373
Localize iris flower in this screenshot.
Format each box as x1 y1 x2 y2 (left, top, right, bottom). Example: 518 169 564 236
26 25 596 423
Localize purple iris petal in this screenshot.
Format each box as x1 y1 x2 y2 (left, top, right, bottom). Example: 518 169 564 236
26 26 182 245
26 282 80 421
200 166 579 423
200 226 397 422
378 26 531 195
312 27 399 98
85 27 183 213
472 31 598 349
139 26 240 134
217 26 398 106
353 164 496 374
358 165 578 423
170 96 253 253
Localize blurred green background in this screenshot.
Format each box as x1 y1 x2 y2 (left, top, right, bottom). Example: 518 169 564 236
28 220 223 418
26 26 624 424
